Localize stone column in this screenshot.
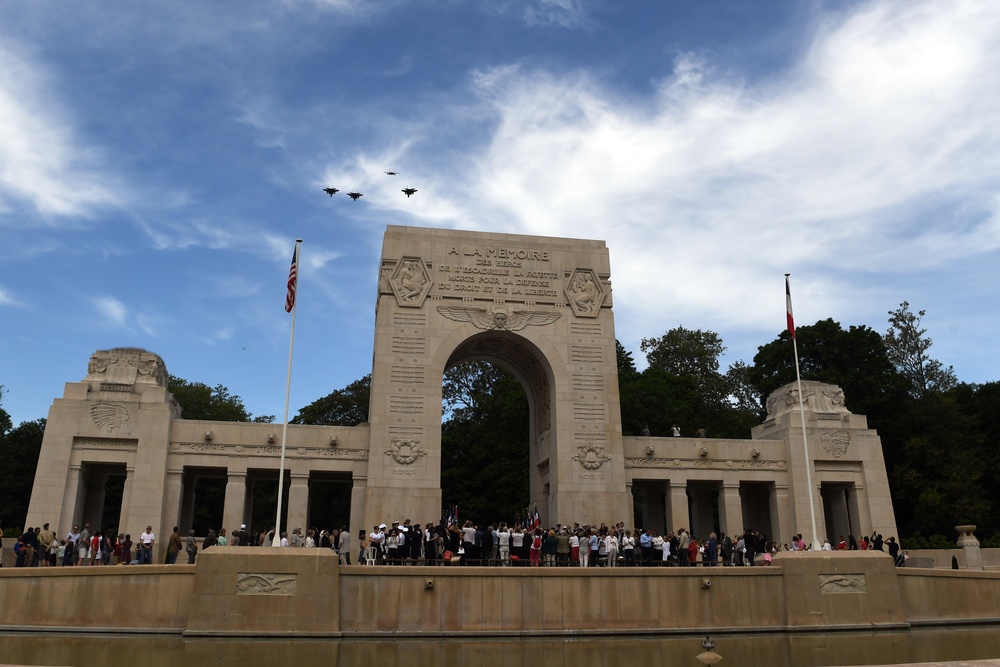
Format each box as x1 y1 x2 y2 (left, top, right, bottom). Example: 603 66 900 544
286 472 310 538
719 483 743 538
349 476 367 543
770 484 793 545
222 471 248 534
669 482 690 533
61 465 84 532
163 470 184 530
118 466 135 535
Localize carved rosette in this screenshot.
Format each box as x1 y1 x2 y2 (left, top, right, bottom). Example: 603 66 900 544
385 438 425 465
564 268 606 318
91 403 129 433
572 443 611 470
820 430 851 458
389 256 432 308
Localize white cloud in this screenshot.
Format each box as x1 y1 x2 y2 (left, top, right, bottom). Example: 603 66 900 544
0 285 15 306
367 0 1000 352
0 44 119 220
95 296 128 328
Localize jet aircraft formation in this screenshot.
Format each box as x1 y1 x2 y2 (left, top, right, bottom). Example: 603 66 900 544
322 170 417 203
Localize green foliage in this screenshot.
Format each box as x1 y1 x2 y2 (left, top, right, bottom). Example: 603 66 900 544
292 375 370 426
168 375 274 423
901 532 956 550
615 340 637 380
885 302 958 397
0 417 45 531
441 361 529 525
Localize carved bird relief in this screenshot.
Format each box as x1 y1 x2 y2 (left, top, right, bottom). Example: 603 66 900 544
437 305 560 331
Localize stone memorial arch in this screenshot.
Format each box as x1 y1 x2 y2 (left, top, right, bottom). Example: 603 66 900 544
363 226 633 529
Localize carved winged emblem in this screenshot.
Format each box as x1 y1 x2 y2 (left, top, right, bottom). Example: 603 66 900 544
437 305 560 331
91 403 129 433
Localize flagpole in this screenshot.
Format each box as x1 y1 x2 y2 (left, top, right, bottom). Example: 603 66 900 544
786 273 820 550
273 239 302 547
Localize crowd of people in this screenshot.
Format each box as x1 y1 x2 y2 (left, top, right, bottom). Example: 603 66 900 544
4 520 902 568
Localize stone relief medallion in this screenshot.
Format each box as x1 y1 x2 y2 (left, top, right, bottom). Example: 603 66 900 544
437 305 560 331
385 438 425 465
389 256 432 307
572 443 611 470
820 430 851 458
819 573 866 594
236 573 297 595
90 403 129 433
564 268 606 318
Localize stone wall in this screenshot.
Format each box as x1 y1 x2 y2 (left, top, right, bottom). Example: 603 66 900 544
3 550 1000 637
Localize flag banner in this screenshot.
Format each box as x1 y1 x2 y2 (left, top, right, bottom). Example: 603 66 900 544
785 275 795 338
285 244 299 313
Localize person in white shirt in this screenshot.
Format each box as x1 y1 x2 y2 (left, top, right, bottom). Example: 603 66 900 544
279 532 290 547
604 531 620 567
496 524 512 565
139 526 155 565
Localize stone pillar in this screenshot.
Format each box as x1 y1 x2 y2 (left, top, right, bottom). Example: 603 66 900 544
286 472 310 538
669 482 690 533
163 470 184 530
719 483 743 538
956 525 984 570
349 476 367 543
770 484 793 545
222 471 248 534
118 466 135 535
61 465 84 531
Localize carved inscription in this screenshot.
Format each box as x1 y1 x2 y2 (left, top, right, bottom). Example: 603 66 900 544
389 396 424 415
570 346 603 364
236 573 297 595
391 312 428 327
433 244 560 300
570 322 602 335
573 403 606 421
819 574 866 594
73 437 138 451
391 336 427 356
390 366 425 384
572 374 605 392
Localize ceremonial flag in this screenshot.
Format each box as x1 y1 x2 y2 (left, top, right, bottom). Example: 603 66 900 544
785 274 795 338
531 505 541 530
285 244 299 313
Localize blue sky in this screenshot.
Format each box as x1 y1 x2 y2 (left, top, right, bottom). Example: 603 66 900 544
2 0 999 426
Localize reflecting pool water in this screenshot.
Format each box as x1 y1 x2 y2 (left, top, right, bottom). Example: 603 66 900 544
1 626 999 666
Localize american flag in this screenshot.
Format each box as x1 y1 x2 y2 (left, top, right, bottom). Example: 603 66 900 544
285 243 299 313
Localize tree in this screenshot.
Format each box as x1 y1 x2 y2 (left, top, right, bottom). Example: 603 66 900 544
0 417 45 531
641 327 726 397
168 375 274 423
885 301 958 397
440 361 529 524
749 319 909 420
616 340 638 380
293 375 370 426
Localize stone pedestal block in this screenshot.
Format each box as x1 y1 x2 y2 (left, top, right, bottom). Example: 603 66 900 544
184 547 340 637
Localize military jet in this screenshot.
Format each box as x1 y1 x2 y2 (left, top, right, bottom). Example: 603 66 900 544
322 187 339 196
346 192 364 201
384 171 398 176
402 187 418 198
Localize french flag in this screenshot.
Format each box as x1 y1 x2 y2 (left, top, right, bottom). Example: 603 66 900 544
785 274 795 339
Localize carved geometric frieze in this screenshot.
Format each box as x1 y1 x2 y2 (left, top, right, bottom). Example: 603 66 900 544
819 573 866 594
436 304 560 331
625 457 788 471
819 430 851 458
236 573 297 595
90 403 129 433
564 268 606 317
389 256 433 307
385 438 425 465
